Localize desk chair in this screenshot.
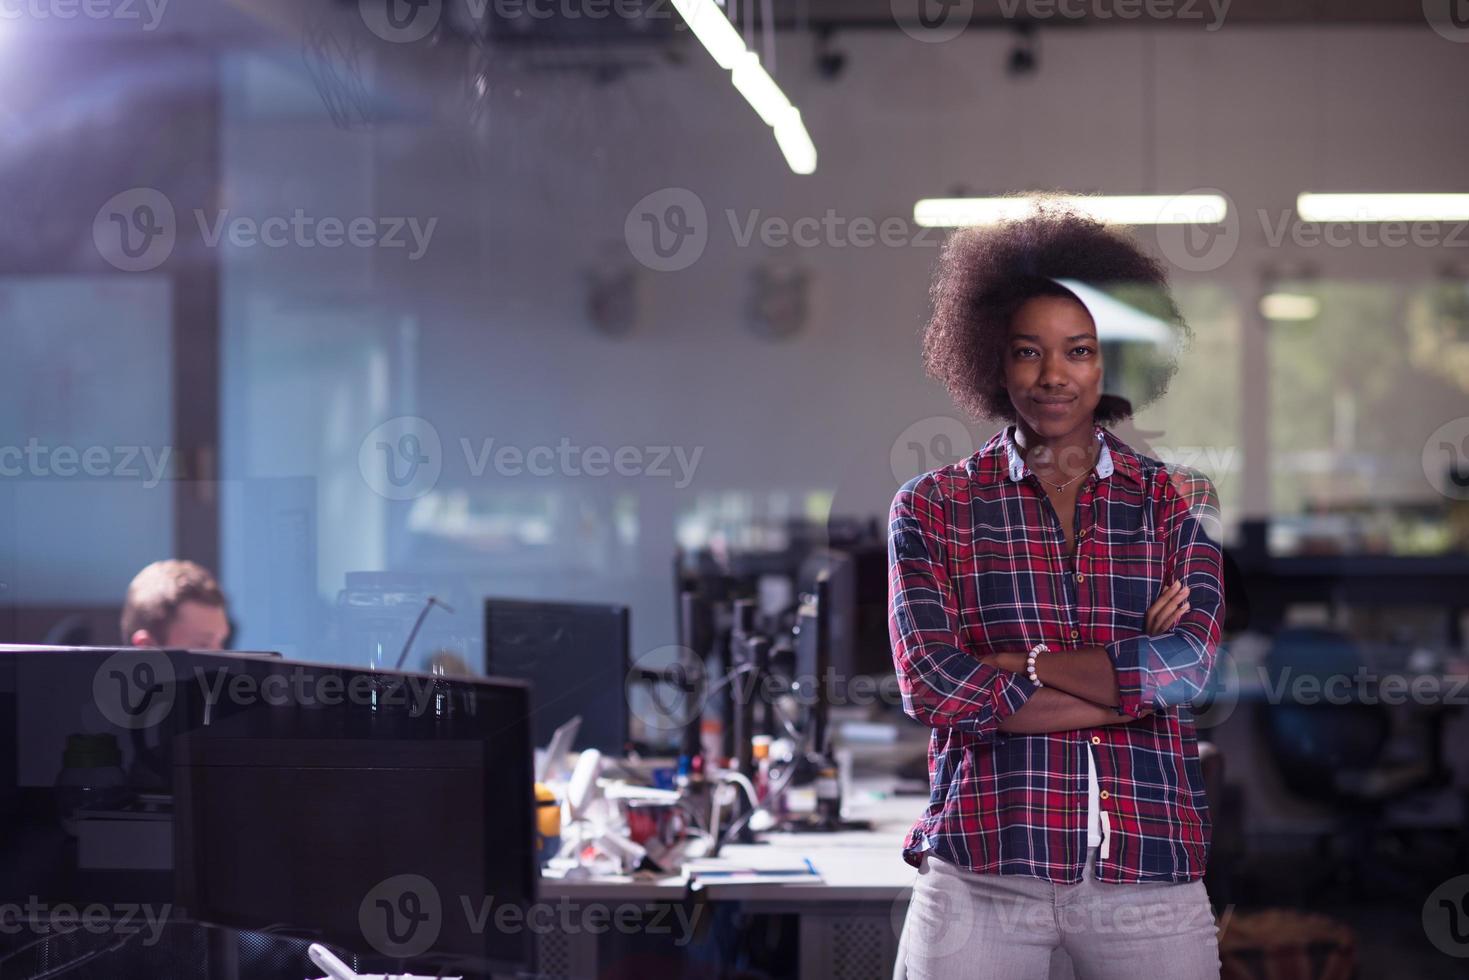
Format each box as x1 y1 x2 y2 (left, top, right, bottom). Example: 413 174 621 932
1259 626 1449 901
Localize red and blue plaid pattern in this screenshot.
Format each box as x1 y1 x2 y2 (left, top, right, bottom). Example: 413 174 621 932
888 423 1224 884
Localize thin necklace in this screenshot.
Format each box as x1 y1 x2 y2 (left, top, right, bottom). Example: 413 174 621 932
1029 441 1099 493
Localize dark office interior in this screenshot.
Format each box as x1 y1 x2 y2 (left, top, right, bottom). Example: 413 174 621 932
2 2 1468 978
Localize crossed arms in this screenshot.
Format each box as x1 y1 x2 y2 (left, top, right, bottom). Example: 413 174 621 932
887 468 1224 740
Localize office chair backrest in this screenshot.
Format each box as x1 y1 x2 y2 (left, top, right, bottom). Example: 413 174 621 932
1260 627 1390 802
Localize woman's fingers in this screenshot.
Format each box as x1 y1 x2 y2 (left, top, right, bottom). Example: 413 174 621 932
1146 581 1190 633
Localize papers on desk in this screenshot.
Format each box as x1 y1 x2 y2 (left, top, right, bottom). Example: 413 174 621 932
685 854 822 886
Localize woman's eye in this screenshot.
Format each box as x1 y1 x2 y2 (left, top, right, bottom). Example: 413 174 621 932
1014 347 1037 358
1072 346 1095 356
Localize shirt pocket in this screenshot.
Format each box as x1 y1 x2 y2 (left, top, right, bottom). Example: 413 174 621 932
1099 527 1169 628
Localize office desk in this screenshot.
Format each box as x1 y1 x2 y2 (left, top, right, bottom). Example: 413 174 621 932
536 784 923 979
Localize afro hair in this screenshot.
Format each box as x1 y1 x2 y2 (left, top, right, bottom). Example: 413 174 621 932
922 200 1191 425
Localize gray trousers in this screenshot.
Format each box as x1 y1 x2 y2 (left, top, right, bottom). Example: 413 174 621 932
893 848 1222 980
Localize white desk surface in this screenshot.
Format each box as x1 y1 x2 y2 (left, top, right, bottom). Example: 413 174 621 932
539 778 926 904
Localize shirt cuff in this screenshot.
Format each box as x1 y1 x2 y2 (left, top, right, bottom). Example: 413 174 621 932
990 668 1040 740
1103 636 1151 718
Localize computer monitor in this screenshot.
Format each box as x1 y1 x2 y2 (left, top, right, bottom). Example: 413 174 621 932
792 574 832 755
0 646 537 978
484 598 629 752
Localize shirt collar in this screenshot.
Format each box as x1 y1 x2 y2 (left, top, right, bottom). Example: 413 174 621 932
972 421 1144 489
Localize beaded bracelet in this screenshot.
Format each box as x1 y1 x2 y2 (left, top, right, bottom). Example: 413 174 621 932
1026 642 1049 687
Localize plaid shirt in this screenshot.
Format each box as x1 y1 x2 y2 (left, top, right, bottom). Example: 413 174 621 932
888 422 1224 884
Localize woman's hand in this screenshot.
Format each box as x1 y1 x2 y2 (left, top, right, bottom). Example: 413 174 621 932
1145 580 1191 635
976 651 1026 674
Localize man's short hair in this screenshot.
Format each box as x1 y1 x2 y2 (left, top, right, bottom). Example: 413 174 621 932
121 560 226 644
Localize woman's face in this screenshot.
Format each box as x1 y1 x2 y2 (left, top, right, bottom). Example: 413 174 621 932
1003 294 1103 439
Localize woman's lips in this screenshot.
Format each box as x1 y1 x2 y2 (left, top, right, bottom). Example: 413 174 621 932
1034 398 1074 416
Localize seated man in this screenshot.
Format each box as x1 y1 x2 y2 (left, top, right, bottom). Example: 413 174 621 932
121 559 231 649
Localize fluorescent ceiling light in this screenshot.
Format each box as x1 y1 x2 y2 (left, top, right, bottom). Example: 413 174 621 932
913 194 1229 228
1260 293 1320 321
672 1 816 175
1296 193 1469 223
670 0 746 69
773 110 817 176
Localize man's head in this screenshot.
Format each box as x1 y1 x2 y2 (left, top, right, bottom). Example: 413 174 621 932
121 560 230 649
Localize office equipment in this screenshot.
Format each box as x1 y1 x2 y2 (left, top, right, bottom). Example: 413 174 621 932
307 942 461 980
1258 627 1449 899
484 597 630 752
537 714 582 783
0 645 538 978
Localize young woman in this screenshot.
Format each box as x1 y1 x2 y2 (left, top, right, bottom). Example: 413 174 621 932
890 205 1225 979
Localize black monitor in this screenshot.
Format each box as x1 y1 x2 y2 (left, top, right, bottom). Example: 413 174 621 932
792 574 832 756
483 598 630 753
0 646 537 978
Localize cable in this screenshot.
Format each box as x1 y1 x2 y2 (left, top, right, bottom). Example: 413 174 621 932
393 595 455 671
716 747 806 850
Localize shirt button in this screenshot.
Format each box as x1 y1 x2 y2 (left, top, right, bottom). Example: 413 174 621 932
1076 573 1086 583
1070 629 1079 640
1091 735 1101 745
1099 790 1109 800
